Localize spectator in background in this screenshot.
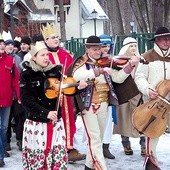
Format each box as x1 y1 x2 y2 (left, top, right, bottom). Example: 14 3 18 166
0 33 20 167
23 33 44 62
18 36 31 60
4 35 22 153
15 36 32 151
13 36 21 54
32 33 44 44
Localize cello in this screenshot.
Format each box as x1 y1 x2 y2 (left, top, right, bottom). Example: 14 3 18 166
132 80 170 138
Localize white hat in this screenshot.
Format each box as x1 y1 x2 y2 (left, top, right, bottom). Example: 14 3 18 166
2 31 13 41
118 37 140 56
14 36 21 42
30 41 47 57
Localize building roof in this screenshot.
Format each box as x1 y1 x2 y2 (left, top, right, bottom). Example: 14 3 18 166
81 0 109 20
29 9 55 22
4 0 32 13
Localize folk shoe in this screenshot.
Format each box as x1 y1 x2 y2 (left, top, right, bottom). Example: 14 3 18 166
124 146 133 155
68 148 86 162
103 144 115 159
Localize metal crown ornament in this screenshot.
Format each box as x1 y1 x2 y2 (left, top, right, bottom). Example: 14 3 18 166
41 23 57 40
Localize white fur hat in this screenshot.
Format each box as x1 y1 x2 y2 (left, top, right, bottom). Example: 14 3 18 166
118 37 140 56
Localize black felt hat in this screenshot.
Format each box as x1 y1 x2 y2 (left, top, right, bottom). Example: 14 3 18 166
14 40 21 48
150 27 170 41
85 35 101 46
32 33 44 43
21 36 32 45
5 39 15 46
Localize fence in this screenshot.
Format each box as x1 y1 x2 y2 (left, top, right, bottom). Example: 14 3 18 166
65 32 155 59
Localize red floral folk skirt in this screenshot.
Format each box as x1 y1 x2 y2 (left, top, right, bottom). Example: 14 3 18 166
22 118 68 170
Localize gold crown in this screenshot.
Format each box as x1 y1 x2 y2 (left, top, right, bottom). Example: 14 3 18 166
40 23 57 40
30 41 47 57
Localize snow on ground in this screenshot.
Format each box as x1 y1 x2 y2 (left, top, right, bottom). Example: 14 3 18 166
3 116 170 170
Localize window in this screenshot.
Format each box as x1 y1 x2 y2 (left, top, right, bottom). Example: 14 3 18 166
57 11 66 23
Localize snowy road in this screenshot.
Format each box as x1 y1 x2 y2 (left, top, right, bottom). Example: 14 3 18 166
3 116 170 170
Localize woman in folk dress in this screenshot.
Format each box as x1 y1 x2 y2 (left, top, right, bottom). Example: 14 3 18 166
20 42 86 170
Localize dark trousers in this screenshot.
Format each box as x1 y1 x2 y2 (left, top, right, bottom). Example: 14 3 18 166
121 135 145 148
7 105 14 143
7 101 26 143
14 107 26 141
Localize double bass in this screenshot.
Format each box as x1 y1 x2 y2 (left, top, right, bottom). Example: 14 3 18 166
132 80 170 138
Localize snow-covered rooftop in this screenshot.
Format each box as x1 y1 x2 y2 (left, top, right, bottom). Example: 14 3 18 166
81 0 109 20
4 0 32 13
29 13 55 22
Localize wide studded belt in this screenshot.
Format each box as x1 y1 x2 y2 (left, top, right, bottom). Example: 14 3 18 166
92 83 109 104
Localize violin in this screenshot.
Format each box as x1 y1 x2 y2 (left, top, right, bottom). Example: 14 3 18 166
44 77 94 99
132 80 170 138
97 55 148 67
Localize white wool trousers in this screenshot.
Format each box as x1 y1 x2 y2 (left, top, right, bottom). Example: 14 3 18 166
82 102 108 170
103 106 113 144
147 137 159 163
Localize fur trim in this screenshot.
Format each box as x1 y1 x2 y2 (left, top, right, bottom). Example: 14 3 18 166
29 59 56 72
72 54 88 74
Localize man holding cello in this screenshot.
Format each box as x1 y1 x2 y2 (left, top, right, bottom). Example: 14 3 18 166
134 27 170 169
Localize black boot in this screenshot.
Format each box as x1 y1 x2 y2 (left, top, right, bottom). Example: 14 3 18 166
103 143 115 159
85 165 94 170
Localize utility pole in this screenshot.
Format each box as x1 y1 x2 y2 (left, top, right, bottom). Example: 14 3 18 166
0 0 4 33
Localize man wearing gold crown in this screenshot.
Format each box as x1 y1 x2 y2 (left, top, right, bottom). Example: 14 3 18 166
41 23 86 161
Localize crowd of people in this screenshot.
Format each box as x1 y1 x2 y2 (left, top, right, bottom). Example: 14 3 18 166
0 24 170 170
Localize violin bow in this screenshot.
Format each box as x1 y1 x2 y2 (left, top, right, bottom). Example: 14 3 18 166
55 57 68 117
110 35 118 68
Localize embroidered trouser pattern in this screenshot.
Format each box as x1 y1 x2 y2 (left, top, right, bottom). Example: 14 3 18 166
82 102 108 170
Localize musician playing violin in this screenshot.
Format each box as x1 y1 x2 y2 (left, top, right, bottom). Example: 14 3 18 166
112 37 146 157
135 27 170 169
67 35 141 170
20 42 87 170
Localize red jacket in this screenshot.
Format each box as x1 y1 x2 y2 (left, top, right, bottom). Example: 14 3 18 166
0 52 20 107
